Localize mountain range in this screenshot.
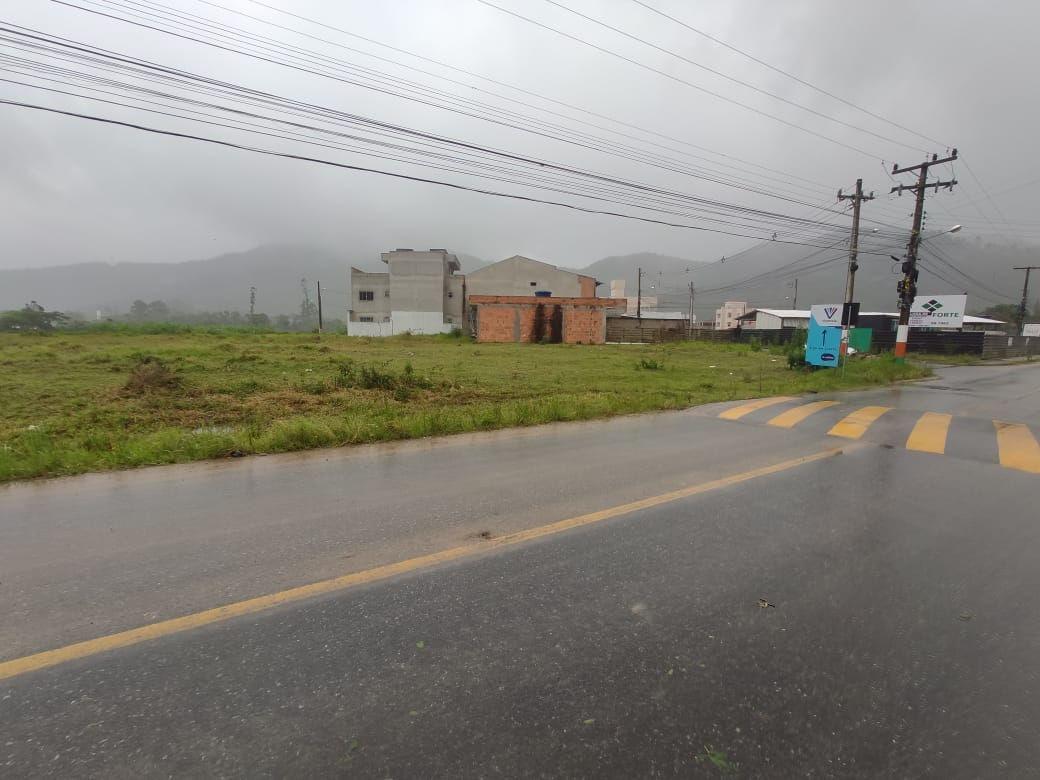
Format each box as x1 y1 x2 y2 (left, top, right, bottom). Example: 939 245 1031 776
0 239 1032 319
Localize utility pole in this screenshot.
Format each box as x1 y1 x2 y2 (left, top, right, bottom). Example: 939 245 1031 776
687 281 695 339
636 267 643 319
837 179 875 356
890 150 958 360
790 277 798 309
316 280 324 333
1014 266 1039 334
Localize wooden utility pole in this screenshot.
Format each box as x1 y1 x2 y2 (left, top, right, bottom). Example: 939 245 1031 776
889 150 958 360
636 267 643 319
837 179 875 356
687 281 695 339
1014 266 1040 334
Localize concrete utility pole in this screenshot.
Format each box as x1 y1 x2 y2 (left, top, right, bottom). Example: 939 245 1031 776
837 178 875 356
1014 266 1039 334
889 150 959 360
687 281 695 339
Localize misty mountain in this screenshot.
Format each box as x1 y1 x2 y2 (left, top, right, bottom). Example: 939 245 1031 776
567 252 707 294
648 236 1034 321
0 239 1031 321
0 245 488 317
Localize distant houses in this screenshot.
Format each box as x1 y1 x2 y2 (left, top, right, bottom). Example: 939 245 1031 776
347 249 622 343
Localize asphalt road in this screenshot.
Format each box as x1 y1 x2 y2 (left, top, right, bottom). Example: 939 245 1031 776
2 362 1039 777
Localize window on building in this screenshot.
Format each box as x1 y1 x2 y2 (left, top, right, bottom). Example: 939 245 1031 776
358 290 374 301
359 316 374 322
529 281 537 286
447 291 453 298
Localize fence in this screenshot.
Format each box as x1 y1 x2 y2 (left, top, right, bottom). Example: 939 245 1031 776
982 334 1040 359
870 330 984 355
606 323 805 345
606 322 1039 359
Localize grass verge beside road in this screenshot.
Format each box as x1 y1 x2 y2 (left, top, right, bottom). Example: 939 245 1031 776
0 330 928 482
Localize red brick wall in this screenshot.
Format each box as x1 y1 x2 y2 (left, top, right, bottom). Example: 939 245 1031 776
578 276 597 297
563 306 606 344
476 305 517 342
471 297 617 344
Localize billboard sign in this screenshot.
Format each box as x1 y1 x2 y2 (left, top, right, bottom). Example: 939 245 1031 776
1023 323 1040 337
805 310 841 367
909 294 967 328
810 304 843 327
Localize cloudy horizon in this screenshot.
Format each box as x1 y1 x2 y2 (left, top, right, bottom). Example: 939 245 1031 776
2 0 1037 274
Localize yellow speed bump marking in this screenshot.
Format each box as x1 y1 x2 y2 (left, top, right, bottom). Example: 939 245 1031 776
906 412 952 454
718 396 795 421
767 400 840 429
0 448 843 682
994 421 1040 474
827 406 892 439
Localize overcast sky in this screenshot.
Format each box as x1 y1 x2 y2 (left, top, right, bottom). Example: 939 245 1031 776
2 0 1037 270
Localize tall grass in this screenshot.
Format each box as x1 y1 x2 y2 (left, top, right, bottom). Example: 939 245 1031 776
0 332 928 482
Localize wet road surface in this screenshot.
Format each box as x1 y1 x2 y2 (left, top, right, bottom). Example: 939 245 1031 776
1 362 1038 776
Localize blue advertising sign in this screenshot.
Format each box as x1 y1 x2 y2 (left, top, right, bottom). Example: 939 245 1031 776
805 313 841 367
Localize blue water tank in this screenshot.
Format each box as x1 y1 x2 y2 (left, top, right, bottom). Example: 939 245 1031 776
534 290 552 297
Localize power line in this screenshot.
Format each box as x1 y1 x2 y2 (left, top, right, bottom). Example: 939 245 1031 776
2 24 886 243
0 98 892 248
627 0 947 150
227 0 840 193
474 0 883 158
47 2 842 210
536 0 926 153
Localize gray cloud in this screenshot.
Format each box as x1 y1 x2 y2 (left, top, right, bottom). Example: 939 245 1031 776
2 0 1037 273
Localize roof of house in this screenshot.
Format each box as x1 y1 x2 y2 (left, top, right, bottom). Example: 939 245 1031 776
736 308 809 320
468 255 598 283
615 311 689 320
859 311 1006 325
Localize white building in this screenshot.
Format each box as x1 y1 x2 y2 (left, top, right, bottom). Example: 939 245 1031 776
347 249 465 336
735 308 810 330
609 279 658 316
713 301 748 330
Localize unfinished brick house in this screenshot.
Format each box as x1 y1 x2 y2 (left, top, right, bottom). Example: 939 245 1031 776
468 295 625 344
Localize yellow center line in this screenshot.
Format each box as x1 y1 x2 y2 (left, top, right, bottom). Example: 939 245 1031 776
718 396 795 420
994 421 1040 474
766 400 841 429
906 412 952 454
0 448 843 682
828 406 892 440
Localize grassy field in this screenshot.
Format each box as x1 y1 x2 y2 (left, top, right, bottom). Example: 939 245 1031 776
0 328 928 482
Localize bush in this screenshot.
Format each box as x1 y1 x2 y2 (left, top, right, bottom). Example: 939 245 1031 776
636 358 664 371
123 356 181 393
786 342 807 369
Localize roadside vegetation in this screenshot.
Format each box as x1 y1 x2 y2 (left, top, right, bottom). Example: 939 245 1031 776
0 328 928 482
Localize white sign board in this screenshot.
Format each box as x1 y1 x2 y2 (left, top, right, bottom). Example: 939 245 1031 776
909 294 967 328
810 304 843 327
1023 323 1040 337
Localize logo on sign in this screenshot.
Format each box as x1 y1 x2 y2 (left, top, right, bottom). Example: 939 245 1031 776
824 307 838 319
922 299 944 313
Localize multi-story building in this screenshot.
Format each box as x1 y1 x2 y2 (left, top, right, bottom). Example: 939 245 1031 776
713 301 748 330
347 248 465 336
